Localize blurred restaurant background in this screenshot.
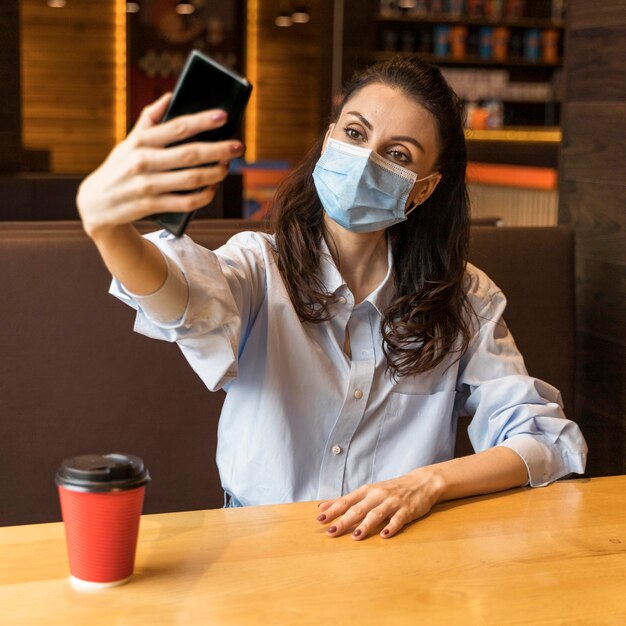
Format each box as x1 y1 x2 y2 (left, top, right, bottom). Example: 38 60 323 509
0 0 624 479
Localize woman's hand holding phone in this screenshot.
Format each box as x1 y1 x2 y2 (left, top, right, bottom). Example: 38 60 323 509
77 93 244 241
76 94 243 296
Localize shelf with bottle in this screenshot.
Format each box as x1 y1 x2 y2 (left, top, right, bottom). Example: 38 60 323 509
372 50 561 68
376 14 563 30
377 0 566 24
376 23 562 67
375 1 563 68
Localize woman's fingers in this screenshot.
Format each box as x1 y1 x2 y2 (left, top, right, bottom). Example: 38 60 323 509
350 503 394 539
321 496 406 540
110 186 218 226
316 487 368 525
379 510 410 539
324 495 390 539
114 163 230 203
131 109 229 149
131 92 173 134
317 487 381 535
130 140 244 175
316 476 436 540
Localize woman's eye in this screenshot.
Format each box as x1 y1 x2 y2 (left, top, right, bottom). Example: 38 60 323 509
344 127 363 141
389 150 409 163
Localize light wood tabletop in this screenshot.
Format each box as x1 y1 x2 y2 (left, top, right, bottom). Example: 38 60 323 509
1 475 625 625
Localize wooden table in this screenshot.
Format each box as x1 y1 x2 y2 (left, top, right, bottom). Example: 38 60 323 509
2 476 625 625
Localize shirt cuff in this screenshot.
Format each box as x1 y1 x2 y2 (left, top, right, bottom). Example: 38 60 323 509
498 434 576 488
123 249 189 326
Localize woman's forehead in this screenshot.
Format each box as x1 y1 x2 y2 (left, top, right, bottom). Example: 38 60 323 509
340 83 440 148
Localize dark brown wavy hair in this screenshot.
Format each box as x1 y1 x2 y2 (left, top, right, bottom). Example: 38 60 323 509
271 56 472 378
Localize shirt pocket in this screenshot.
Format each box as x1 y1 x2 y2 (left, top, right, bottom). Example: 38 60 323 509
371 389 457 483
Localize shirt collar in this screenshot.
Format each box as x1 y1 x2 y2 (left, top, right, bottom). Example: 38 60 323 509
318 235 395 318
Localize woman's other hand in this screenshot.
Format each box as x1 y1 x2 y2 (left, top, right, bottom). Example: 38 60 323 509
315 448 528 540
77 92 245 240
316 469 444 540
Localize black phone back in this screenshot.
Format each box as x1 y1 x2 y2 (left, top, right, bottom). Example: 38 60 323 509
151 50 252 236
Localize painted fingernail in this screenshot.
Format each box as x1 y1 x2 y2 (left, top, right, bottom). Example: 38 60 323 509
352 529 362 538
317 514 327 522
327 525 337 534
230 142 243 154
211 110 227 121
382 529 390 537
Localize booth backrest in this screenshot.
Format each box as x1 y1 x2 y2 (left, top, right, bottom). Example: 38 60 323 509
0 221 574 526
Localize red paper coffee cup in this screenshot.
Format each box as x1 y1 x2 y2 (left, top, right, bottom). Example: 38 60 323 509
55 453 150 590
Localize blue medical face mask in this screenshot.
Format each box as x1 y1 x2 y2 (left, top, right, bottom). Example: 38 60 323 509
312 138 437 233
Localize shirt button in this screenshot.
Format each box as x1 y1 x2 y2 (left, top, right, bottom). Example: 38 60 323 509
354 389 363 400
332 445 342 455
338 296 347 304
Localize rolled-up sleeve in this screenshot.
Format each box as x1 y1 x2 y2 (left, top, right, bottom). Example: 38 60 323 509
109 230 267 391
457 271 587 487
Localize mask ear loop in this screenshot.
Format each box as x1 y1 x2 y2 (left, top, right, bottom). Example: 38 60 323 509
406 171 440 216
405 201 420 217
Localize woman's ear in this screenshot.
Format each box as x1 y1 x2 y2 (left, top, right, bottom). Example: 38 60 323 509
321 123 335 152
407 172 442 210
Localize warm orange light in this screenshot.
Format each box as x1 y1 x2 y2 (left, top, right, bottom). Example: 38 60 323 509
245 0 259 161
115 0 127 144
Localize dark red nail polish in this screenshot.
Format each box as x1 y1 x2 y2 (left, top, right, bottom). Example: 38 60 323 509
328 525 337 534
317 514 327 522
382 529 390 537
353 529 362 537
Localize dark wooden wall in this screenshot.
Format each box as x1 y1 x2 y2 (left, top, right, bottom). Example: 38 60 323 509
559 1 626 476
250 0 333 165
0 0 21 172
20 0 118 174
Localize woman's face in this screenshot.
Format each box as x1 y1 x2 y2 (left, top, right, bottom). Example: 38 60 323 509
325 83 442 209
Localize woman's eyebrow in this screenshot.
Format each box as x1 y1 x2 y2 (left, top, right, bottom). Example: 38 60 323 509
391 135 425 153
344 111 424 153
346 111 373 130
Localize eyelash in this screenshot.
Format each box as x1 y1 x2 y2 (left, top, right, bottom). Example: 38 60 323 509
344 127 363 142
342 127 410 164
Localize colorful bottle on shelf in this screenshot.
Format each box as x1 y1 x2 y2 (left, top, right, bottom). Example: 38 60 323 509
434 25 451 57
542 29 560 64
479 26 493 59
524 28 541 61
450 25 468 60
492 26 510 61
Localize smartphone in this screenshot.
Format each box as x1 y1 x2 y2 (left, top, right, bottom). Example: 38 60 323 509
150 50 252 237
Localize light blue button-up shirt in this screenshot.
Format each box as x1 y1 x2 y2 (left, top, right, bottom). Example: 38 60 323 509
111 230 587 506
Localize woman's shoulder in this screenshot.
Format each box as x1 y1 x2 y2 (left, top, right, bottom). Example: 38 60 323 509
463 262 504 312
217 230 277 265
148 228 276 254
222 229 276 248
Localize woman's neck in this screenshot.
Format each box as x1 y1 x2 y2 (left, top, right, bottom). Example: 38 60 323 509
323 216 389 303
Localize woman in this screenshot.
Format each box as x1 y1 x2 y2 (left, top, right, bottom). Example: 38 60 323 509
77 56 586 541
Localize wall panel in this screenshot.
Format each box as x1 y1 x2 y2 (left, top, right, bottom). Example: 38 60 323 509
560 103 626 183
249 1 333 165
0 0 21 172
559 0 626 477
20 0 117 174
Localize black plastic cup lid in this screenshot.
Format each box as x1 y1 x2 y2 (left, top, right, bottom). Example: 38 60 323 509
55 453 151 493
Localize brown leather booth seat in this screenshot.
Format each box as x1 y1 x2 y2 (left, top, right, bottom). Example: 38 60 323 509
0 220 574 526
